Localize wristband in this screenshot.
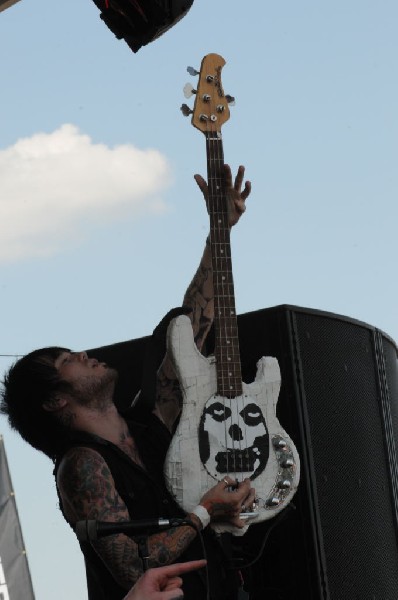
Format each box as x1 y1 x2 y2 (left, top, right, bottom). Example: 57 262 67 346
191 505 211 529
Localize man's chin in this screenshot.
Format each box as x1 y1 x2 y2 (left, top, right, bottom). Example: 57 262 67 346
106 367 119 384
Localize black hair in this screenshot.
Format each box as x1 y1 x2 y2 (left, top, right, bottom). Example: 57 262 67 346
0 347 74 461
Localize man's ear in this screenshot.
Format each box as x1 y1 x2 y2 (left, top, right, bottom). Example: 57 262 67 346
42 397 68 412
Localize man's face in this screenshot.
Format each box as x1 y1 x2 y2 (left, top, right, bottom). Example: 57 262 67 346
54 351 117 406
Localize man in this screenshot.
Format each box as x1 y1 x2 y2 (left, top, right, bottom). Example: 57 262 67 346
1 165 253 599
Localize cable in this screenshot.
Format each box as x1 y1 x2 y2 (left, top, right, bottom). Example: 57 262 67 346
228 503 296 571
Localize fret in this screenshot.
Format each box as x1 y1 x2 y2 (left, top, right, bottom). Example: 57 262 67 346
205 131 243 397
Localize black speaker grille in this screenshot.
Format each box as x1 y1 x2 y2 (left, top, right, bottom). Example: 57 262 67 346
294 312 398 599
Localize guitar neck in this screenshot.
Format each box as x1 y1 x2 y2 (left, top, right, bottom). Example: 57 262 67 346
206 131 243 397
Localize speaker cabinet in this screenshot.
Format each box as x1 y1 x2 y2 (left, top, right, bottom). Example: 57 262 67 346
87 305 398 599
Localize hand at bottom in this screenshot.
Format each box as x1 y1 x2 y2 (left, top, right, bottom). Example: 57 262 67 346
123 559 207 600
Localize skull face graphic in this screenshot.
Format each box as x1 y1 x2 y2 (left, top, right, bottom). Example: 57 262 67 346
199 394 269 480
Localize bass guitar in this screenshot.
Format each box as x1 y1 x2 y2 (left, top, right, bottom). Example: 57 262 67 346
164 53 300 534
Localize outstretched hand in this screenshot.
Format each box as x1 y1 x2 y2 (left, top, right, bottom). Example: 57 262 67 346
123 560 207 600
194 164 251 228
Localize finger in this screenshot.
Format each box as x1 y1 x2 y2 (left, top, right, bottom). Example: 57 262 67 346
237 477 251 490
234 165 245 191
220 476 236 489
194 174 208 196
241 180 251 201
158 560 207 579
163 577 183 591
223 164 233 188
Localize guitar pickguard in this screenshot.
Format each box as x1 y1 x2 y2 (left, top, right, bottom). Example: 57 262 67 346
164 315 300 534
199 393 270 480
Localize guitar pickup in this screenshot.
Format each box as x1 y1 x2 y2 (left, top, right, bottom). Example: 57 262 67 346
215 450 256 473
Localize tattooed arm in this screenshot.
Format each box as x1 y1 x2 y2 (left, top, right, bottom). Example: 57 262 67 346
57 446 200 589
155 165 251 429
57 447 254 590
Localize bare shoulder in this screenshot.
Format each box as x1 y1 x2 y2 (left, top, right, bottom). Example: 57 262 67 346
57 446 109 491
57 446 129 525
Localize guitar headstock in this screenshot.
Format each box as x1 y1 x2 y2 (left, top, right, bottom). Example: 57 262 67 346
183 53 231 134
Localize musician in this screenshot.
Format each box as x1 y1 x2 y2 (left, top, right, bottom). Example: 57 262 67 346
1 165 253 600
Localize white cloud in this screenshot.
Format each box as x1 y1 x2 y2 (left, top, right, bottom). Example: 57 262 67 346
0 124 172 263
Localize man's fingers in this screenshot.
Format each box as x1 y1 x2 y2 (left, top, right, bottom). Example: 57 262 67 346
241 180 251 200
234 165 245 190
163 576 183 591
160 559 207 579
194 174 207 194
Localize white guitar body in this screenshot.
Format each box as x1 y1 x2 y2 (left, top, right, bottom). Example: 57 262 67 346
164 315 300 535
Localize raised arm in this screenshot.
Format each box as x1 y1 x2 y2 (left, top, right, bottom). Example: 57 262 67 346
155 164 251 428
184 164 250 349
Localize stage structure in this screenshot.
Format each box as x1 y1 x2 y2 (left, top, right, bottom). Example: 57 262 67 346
0 0 21 13
87 304 398 600
0 435 35 599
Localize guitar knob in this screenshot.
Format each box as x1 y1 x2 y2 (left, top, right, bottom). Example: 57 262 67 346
226 94 236 106
266 497 281 507
273 437 287 449
183 83 196 98
281 457 294 468
187 66 199 76
278 479 292 489
180 104 193 117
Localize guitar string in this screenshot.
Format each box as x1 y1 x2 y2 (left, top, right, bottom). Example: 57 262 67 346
207 129 230 480
208 127 248 485
214 127 245 483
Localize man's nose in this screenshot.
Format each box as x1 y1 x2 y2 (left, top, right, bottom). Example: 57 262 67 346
76 351 88 361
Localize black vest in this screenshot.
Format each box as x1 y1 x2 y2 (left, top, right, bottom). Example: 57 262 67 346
54 412 239 600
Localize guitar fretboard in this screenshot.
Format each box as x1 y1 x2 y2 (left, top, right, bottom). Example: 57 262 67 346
206 131 243 398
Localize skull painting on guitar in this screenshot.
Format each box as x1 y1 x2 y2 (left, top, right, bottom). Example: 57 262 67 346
198 394 269 480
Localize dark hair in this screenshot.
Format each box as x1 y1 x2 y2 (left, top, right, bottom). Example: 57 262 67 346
0 347 74 461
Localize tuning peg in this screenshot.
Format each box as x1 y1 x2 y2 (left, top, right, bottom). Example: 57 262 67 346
180 104 193 117
226 94 236 106
187 66 199 76
183 83 196 98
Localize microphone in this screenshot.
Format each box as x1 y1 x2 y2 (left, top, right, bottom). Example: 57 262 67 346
75 517 187 542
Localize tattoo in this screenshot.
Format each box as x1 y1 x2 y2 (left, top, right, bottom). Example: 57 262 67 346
118 430 144 467
58 408 76 428
183 253 214 351
157 368 183 408
155 243 215 429
154 359 183 430
57 447 198 589
147 525 198 569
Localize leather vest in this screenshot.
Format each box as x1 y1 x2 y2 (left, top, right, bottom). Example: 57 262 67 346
54 412 238 599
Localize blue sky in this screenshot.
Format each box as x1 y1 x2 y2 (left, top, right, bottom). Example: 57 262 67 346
0 1 397 598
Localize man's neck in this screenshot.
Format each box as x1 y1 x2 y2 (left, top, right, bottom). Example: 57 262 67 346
72 402 129 446
72 403 145 466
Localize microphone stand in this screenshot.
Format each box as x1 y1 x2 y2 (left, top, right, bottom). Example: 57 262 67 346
75 517 194 573
134 533 151 572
